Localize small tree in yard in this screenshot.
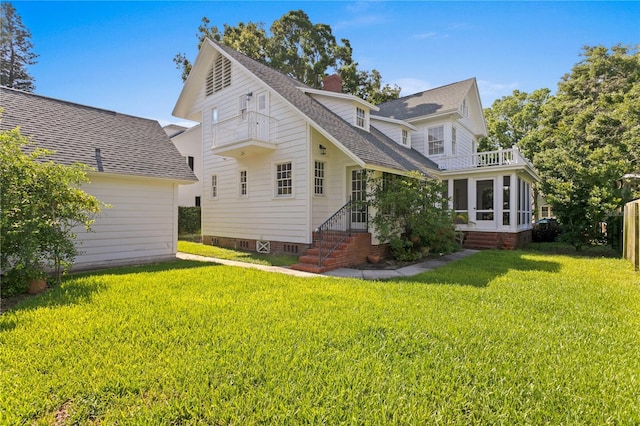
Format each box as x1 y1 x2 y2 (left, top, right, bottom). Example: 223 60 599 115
367 171 457 261
1 126 105 294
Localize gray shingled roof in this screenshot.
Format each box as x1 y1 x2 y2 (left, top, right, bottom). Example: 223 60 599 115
373 78 475 121
213 41 439 175
1 87 197 182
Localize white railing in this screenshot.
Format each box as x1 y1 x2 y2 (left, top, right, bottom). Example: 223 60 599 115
438 147 531 171
212 111 277 147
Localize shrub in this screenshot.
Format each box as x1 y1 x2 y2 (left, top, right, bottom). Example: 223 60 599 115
178 206 201 235
368 171 458 260
0 126 105 292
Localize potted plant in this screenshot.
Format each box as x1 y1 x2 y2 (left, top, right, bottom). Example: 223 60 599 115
25 264 48 294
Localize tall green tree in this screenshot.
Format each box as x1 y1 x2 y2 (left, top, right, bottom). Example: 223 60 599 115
480 88 551 162
0 2 38 91
534 45 640 250
174 10 400 104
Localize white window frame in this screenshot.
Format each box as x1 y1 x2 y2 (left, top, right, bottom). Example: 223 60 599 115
211 107 218 124
239 170 248 197
314 160 325 196
355 107 366 129
427 126 445 156
239 95 248 120
462 98 469 117
211 174 218 199
275 161 293 197
402 129 409 146
452 126 457 155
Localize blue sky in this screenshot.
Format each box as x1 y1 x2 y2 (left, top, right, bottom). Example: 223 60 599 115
13 1 640 126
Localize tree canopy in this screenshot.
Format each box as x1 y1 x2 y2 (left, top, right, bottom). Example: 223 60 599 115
0 2 38 91
174 10 400 104
480 88 551 162
533 45 639 249
483 45 639 250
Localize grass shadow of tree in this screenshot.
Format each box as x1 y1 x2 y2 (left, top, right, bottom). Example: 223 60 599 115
0 260 216 322
398 250 561 287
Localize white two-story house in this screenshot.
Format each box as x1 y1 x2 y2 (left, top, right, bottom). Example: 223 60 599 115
172 39 538 272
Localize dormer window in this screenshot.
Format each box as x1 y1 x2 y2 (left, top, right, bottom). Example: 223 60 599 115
356 107 366 129
461 98 469 117
402 129 409 146
206 54 232 96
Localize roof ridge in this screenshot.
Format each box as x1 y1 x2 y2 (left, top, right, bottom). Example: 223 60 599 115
0 86 158 124
392 77 476 102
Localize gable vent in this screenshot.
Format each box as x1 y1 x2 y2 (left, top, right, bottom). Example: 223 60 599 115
206 54 232 96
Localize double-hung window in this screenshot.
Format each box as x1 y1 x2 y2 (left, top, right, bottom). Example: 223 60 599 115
427 126 445 155
276 162 292 197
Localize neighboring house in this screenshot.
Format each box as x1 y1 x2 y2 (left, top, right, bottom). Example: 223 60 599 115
172 39 539 272
1 87 197 271
163 123 202 207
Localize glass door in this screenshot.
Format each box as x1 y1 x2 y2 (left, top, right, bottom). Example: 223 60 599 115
349 168 368 231
475 179 495 227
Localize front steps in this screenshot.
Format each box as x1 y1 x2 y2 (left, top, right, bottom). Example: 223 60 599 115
462 232 500 250
291 232 371 273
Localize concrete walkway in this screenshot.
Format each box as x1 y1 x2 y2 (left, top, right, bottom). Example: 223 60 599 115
177 249 479 280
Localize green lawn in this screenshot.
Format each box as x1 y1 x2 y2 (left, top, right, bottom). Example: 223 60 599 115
1 250 639 424
178 240 299 266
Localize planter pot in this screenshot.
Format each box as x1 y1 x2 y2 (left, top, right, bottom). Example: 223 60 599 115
367 255 381 264
27 279 47 294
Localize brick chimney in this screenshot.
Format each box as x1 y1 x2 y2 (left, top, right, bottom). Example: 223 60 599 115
322 74 342 93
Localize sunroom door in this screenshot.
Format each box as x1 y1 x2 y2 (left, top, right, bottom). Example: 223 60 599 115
349 167 368 231
475 179 495 228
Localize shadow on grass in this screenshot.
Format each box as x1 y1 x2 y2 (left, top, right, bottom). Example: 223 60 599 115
400 250 561 287
0 260 217 323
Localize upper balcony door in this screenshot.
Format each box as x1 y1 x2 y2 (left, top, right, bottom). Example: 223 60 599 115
254 91 270 141
474 178 495 229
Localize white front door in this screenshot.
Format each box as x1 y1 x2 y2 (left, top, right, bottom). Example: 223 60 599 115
475 178 495 228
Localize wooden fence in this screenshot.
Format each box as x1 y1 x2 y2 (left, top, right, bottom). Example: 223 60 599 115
624 199 640 271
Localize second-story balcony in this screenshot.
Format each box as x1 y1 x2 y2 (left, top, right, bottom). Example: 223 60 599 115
438 147 532 172
211 111 277 158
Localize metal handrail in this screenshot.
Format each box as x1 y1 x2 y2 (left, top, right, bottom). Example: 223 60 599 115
315 199 368 267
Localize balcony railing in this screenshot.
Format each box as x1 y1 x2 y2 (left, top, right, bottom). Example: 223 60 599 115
212 111 277 148
438 147 531 171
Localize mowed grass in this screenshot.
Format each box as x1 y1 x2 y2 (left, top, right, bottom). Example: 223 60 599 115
1 251 639 424
178 240 299 266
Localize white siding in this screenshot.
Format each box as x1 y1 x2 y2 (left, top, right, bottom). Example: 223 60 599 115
309 95 355 125
200 64 312 244
370 120 407 147
73 175 178 270
411 118 476 162
171 125 202 206
310 128 358 229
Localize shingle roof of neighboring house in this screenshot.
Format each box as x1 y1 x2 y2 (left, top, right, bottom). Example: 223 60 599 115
1 87 197 182
211 41 440 175
374 78 476 121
